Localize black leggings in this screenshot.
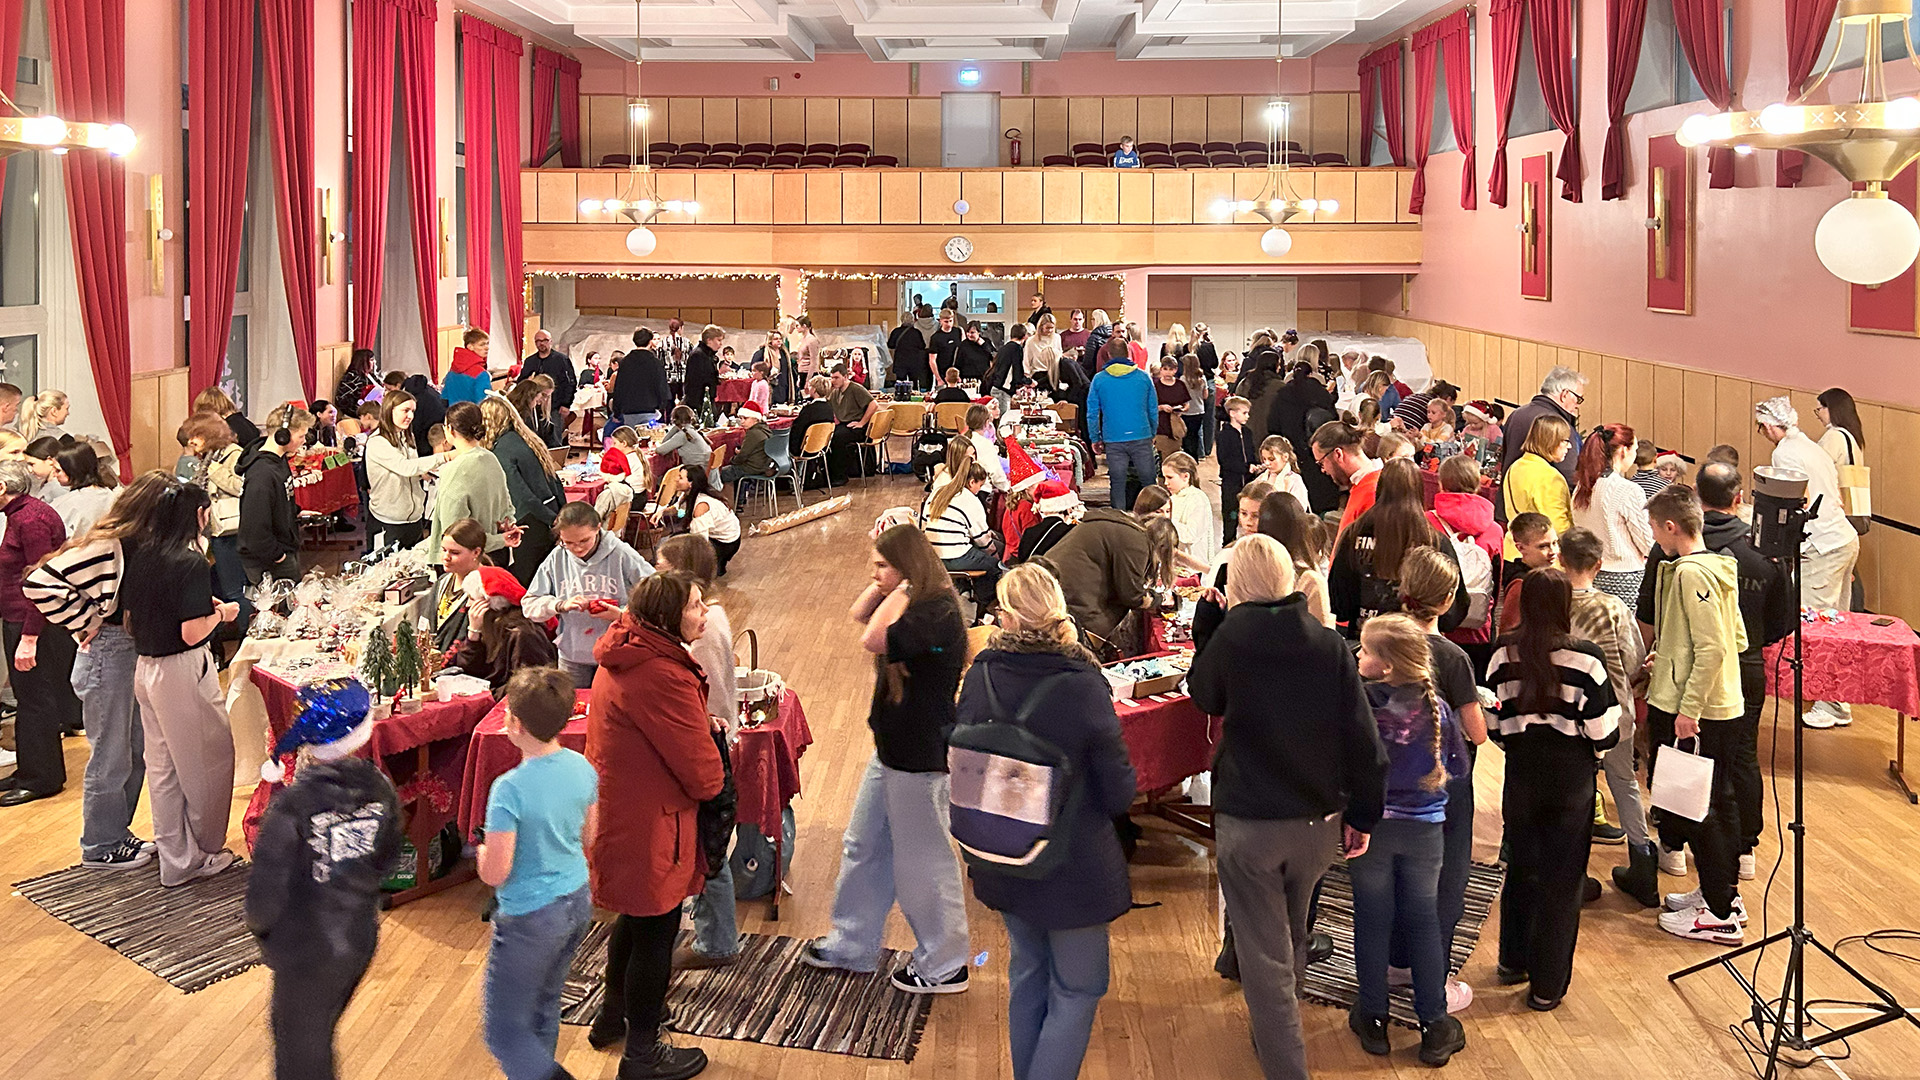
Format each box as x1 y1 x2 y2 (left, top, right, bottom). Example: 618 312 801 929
602 910 680 1057
374 518 427 552
711 537 741 576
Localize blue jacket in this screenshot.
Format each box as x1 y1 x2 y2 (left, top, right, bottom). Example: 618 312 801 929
955 645 1137 929
1085 361 1157 444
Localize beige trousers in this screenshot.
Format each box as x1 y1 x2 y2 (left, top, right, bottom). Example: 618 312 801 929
135 647 236 886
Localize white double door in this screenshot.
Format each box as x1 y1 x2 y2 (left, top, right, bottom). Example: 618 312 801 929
1190 277 1299 357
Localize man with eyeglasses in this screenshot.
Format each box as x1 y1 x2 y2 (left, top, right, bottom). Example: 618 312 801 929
1499 365 1588 487
1310 421 1384 538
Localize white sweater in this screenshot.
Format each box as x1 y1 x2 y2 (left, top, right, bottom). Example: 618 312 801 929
1571 471 1653 573
689 494 741 544
1169 485 1219 566
365 432 449 525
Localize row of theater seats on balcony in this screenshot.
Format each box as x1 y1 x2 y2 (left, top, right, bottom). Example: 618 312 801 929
599 142 900 169
1042 141 1348 168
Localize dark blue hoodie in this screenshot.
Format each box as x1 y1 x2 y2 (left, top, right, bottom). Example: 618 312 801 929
954 642 1138 929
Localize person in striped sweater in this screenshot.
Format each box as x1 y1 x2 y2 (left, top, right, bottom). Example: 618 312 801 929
23 473 173 869
1486 568 1621 1013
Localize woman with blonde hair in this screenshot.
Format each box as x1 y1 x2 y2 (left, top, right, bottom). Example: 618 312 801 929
193 385 260 449
956 562 1137 1080
1189 531 1386 1080
17 389 70 443
1160 323 1192 361
1502 414 1574 560
920 457 999 597
480 396 562 584
1024 312 1063 391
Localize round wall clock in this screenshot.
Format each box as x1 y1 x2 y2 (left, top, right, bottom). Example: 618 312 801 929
943 235 974 263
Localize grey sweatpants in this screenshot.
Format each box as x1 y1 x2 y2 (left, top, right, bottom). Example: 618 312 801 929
1216 812 1340 1080
134 647 235 886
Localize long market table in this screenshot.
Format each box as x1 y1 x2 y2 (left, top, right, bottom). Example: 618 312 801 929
1765 611 1920 803
458 686 814 917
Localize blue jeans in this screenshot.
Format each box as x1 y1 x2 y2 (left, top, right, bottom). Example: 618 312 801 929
483 885 593 1080
72 622 144 860
689 859 740 959
1393 763 1475 972
621 412 661 430
816 757 971 979
562 661 597 691
1103 438 1156 512
1003 913 1110 1080
1348 817 1447 1024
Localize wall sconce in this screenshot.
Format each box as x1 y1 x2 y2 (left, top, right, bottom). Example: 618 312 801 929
437 196 450 279
1646 166 1670 280
147 174 169 294
320 186 344 285
1518 182 1536 276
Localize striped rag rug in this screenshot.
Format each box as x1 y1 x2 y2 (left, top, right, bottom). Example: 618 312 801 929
560 926 932 1061
1301 861 1506 1028
13 860 258 993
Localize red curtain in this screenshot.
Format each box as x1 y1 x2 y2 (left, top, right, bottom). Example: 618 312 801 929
349 0 397 359
397 1 440 374
1359 44 1406 167
186 0 254 398
352 0 440 376
459 15 496 337
1672 0 1735 187
530 46 578 167
555 54 581 168
1601 0 1649 200
492 34 526 350
262 0 320 401
0 0 24 97
1529 0 1582 201
1441 13 1476 209
1409 30 1439 214
1489 0 1527 206
1778 0 1840 187
46 0 131 470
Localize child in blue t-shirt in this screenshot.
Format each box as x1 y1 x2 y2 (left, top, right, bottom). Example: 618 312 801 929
478 668 599 1080
1112 136 1141 168
1349 614 1470 1066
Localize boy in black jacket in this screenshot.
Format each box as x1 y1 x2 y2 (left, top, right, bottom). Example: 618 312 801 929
246 680 403 1080
238 404 312 584
1216 395 1257 543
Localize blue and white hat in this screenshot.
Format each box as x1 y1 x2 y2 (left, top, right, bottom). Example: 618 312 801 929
259 678 376 783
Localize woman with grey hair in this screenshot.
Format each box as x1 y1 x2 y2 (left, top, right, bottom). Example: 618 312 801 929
0 458 82 805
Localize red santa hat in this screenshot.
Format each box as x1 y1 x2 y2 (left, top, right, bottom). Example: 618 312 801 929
1004 438 1045 494
736 403 766 424
462 566 527 610
1035 477 1080 516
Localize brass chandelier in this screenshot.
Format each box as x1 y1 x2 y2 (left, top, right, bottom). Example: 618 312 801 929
575 0 696 256
0 88 136 159
1211 0 1337 256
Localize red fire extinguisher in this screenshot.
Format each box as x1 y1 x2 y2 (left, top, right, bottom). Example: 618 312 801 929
1005 128 1022 166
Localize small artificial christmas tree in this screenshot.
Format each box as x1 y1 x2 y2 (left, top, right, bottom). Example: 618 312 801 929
392 625 424 699
362 626 396 697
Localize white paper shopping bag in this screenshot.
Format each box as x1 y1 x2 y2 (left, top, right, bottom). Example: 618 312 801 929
1652 739 1715 822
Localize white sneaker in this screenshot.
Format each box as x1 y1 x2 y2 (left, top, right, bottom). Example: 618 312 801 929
1444 978 1473 1014
1821 702 1853 727
1738 853 1756 881
1663 888 1748 924
1803 705 1839 730
1659 846 1688 876
1659 905 1744 945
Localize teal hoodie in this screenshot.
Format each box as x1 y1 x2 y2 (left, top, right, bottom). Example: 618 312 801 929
1085 361 1157 444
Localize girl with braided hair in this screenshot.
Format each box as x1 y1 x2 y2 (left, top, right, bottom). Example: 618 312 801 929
1348 612 1470 1066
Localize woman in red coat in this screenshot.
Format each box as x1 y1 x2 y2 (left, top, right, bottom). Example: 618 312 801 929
586 572 725 1080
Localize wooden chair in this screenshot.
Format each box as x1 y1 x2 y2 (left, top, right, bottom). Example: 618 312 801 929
796 421 835 492
889 401 927 432
1045 402 1078 427
707 442 730 476
855 411 894 478
935 401 972 432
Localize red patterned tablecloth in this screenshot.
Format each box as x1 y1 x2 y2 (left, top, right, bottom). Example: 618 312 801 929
293 463 358 515
457 687 813 842
715 379 753 404
565 478 607 505
1766 613 1920 716
1116 693 1219 793
241 665 497 851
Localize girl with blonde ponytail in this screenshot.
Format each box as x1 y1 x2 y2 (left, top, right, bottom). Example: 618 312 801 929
955 560 1138 1079
1350 610 1471 1063
17 390 70 442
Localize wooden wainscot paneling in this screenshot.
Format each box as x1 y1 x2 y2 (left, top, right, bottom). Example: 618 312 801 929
1151 171 1192 223
843 170 882 225
1083 170 1119 224
538 172 578 223
1118 170 1153 223
881 170 922 223
1353 170 1400 223
772 172 807 224
921 172 962 225
805 172 842 224
734 171 773 224
692 172 734 224
1003 169 1043 224
1042 169 1082 223
961 171 1004 224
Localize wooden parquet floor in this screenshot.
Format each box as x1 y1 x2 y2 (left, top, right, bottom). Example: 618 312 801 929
2 472 1920 1079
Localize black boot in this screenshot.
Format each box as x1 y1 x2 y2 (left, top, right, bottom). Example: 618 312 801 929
1611 841 1661 908
1214 921 1240 981
587 1005 626 1051
1419 1014 1467 1066
1306 932 1334 966
618 1041 708 1080
1582 876 1602 904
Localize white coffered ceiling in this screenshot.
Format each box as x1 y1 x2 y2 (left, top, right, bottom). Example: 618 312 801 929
468 0 1457 63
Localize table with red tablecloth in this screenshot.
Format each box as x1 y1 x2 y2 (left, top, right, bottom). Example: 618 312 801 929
715 379 754 405
1765 612 1920 802
241 664 496 904
292 463 357 515
564 477 607 505
1116 693 1220 795
459 686 813 857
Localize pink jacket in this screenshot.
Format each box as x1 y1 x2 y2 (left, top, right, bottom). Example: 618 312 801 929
1432 491 1503 645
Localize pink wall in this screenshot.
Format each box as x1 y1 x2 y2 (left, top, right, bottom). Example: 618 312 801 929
123 0 184 373
1361 3 1920 410
580 47 1364 98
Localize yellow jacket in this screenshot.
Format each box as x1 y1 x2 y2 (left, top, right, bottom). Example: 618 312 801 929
1502 452 1572 560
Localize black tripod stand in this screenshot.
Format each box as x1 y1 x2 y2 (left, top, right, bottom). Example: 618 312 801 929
1669 505 1918 1079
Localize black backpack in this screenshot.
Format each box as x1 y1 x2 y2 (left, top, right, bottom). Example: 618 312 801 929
947 666 1079 879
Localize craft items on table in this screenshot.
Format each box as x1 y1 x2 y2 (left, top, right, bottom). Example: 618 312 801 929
1102 652 1191 700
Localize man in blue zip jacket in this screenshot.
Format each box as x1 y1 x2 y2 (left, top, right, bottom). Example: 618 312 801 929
1085 338 1158 512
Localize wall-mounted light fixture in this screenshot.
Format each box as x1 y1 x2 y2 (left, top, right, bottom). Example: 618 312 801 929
147 175 169 294
438 196 451 278
321 186 345 285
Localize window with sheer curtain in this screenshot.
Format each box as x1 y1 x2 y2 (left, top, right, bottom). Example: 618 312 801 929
1627 0 1714 114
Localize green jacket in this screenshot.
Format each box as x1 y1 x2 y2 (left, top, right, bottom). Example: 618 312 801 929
1648 550 1748 721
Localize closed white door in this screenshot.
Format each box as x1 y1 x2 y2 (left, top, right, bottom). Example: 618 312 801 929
1191 277 1300 357
941 93 1000 168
